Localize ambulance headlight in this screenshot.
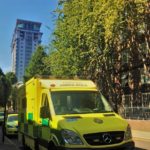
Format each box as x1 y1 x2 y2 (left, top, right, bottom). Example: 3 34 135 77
61 129 83 145
124 125 132 140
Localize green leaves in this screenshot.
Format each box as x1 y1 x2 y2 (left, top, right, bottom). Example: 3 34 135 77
0 68 11 106
48 0 149 112
50 0 125 78
5 72 17 85
24 45 51 81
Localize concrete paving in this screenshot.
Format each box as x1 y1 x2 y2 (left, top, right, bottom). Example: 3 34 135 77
132 130 150 140
127 119 150 141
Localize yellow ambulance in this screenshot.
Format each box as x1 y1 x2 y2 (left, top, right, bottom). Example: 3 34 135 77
18 77 134 150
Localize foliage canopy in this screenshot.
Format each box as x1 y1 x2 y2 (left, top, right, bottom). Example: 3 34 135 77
48 0 149 112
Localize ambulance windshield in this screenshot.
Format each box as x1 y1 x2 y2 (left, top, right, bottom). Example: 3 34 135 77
51 91 113 115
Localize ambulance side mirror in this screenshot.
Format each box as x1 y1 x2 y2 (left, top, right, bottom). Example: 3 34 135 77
40 106 50 118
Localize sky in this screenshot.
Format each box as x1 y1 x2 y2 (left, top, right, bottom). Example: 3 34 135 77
0 0 58 73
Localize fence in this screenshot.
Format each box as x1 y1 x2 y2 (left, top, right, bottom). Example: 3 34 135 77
122 93 150 120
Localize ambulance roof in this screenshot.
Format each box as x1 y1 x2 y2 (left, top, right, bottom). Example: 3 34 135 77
39 79 97 89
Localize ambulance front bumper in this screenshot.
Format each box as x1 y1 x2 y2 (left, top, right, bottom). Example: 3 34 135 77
58 141 135 150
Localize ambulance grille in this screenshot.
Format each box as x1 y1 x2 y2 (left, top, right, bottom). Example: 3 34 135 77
83 131 124 145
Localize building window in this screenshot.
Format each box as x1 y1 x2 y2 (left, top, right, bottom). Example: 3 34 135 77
17 23 24 28
20 31 24 38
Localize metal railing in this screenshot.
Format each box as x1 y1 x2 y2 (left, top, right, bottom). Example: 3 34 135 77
122 93 150 120
123 107 150 120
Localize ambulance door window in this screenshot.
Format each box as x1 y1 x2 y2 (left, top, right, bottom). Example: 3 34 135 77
40 93 50 118
40 94 51 139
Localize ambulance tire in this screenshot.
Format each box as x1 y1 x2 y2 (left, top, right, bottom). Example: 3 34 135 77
122 146 135 150
34 138 39 150
48 142 58 150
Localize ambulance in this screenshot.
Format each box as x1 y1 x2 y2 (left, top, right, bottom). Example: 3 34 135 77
18 77 134 150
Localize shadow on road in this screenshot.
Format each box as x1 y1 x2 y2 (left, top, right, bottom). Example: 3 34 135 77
6 135 18 139
135 148 147 150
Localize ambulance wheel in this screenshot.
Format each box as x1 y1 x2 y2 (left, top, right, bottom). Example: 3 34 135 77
123 147 134 150
48 142 58 150
34 138 39 150
122 142 135 150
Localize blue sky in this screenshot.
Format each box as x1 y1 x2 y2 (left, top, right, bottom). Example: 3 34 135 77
0 0 58 73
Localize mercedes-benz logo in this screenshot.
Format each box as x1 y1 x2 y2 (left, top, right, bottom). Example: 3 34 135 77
102 133 112 144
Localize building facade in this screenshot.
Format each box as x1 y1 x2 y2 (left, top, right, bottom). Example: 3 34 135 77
120 47 150 120
11 19 42 81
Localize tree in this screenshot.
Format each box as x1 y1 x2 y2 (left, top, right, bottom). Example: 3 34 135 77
0 68 11 107
50 0 125 105
24 45 51 81
114 0 150 108
49 0 149 113
5 72 17 111
5 72 17 85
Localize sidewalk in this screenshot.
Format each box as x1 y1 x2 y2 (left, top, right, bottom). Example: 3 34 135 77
127 119 150 140
0 136 19 150
132 130 150 140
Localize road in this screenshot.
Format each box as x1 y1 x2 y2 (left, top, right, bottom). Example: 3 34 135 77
0 126 150 150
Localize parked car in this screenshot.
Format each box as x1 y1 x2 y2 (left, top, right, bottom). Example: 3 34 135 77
5 113 18 135
0 111 4 125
